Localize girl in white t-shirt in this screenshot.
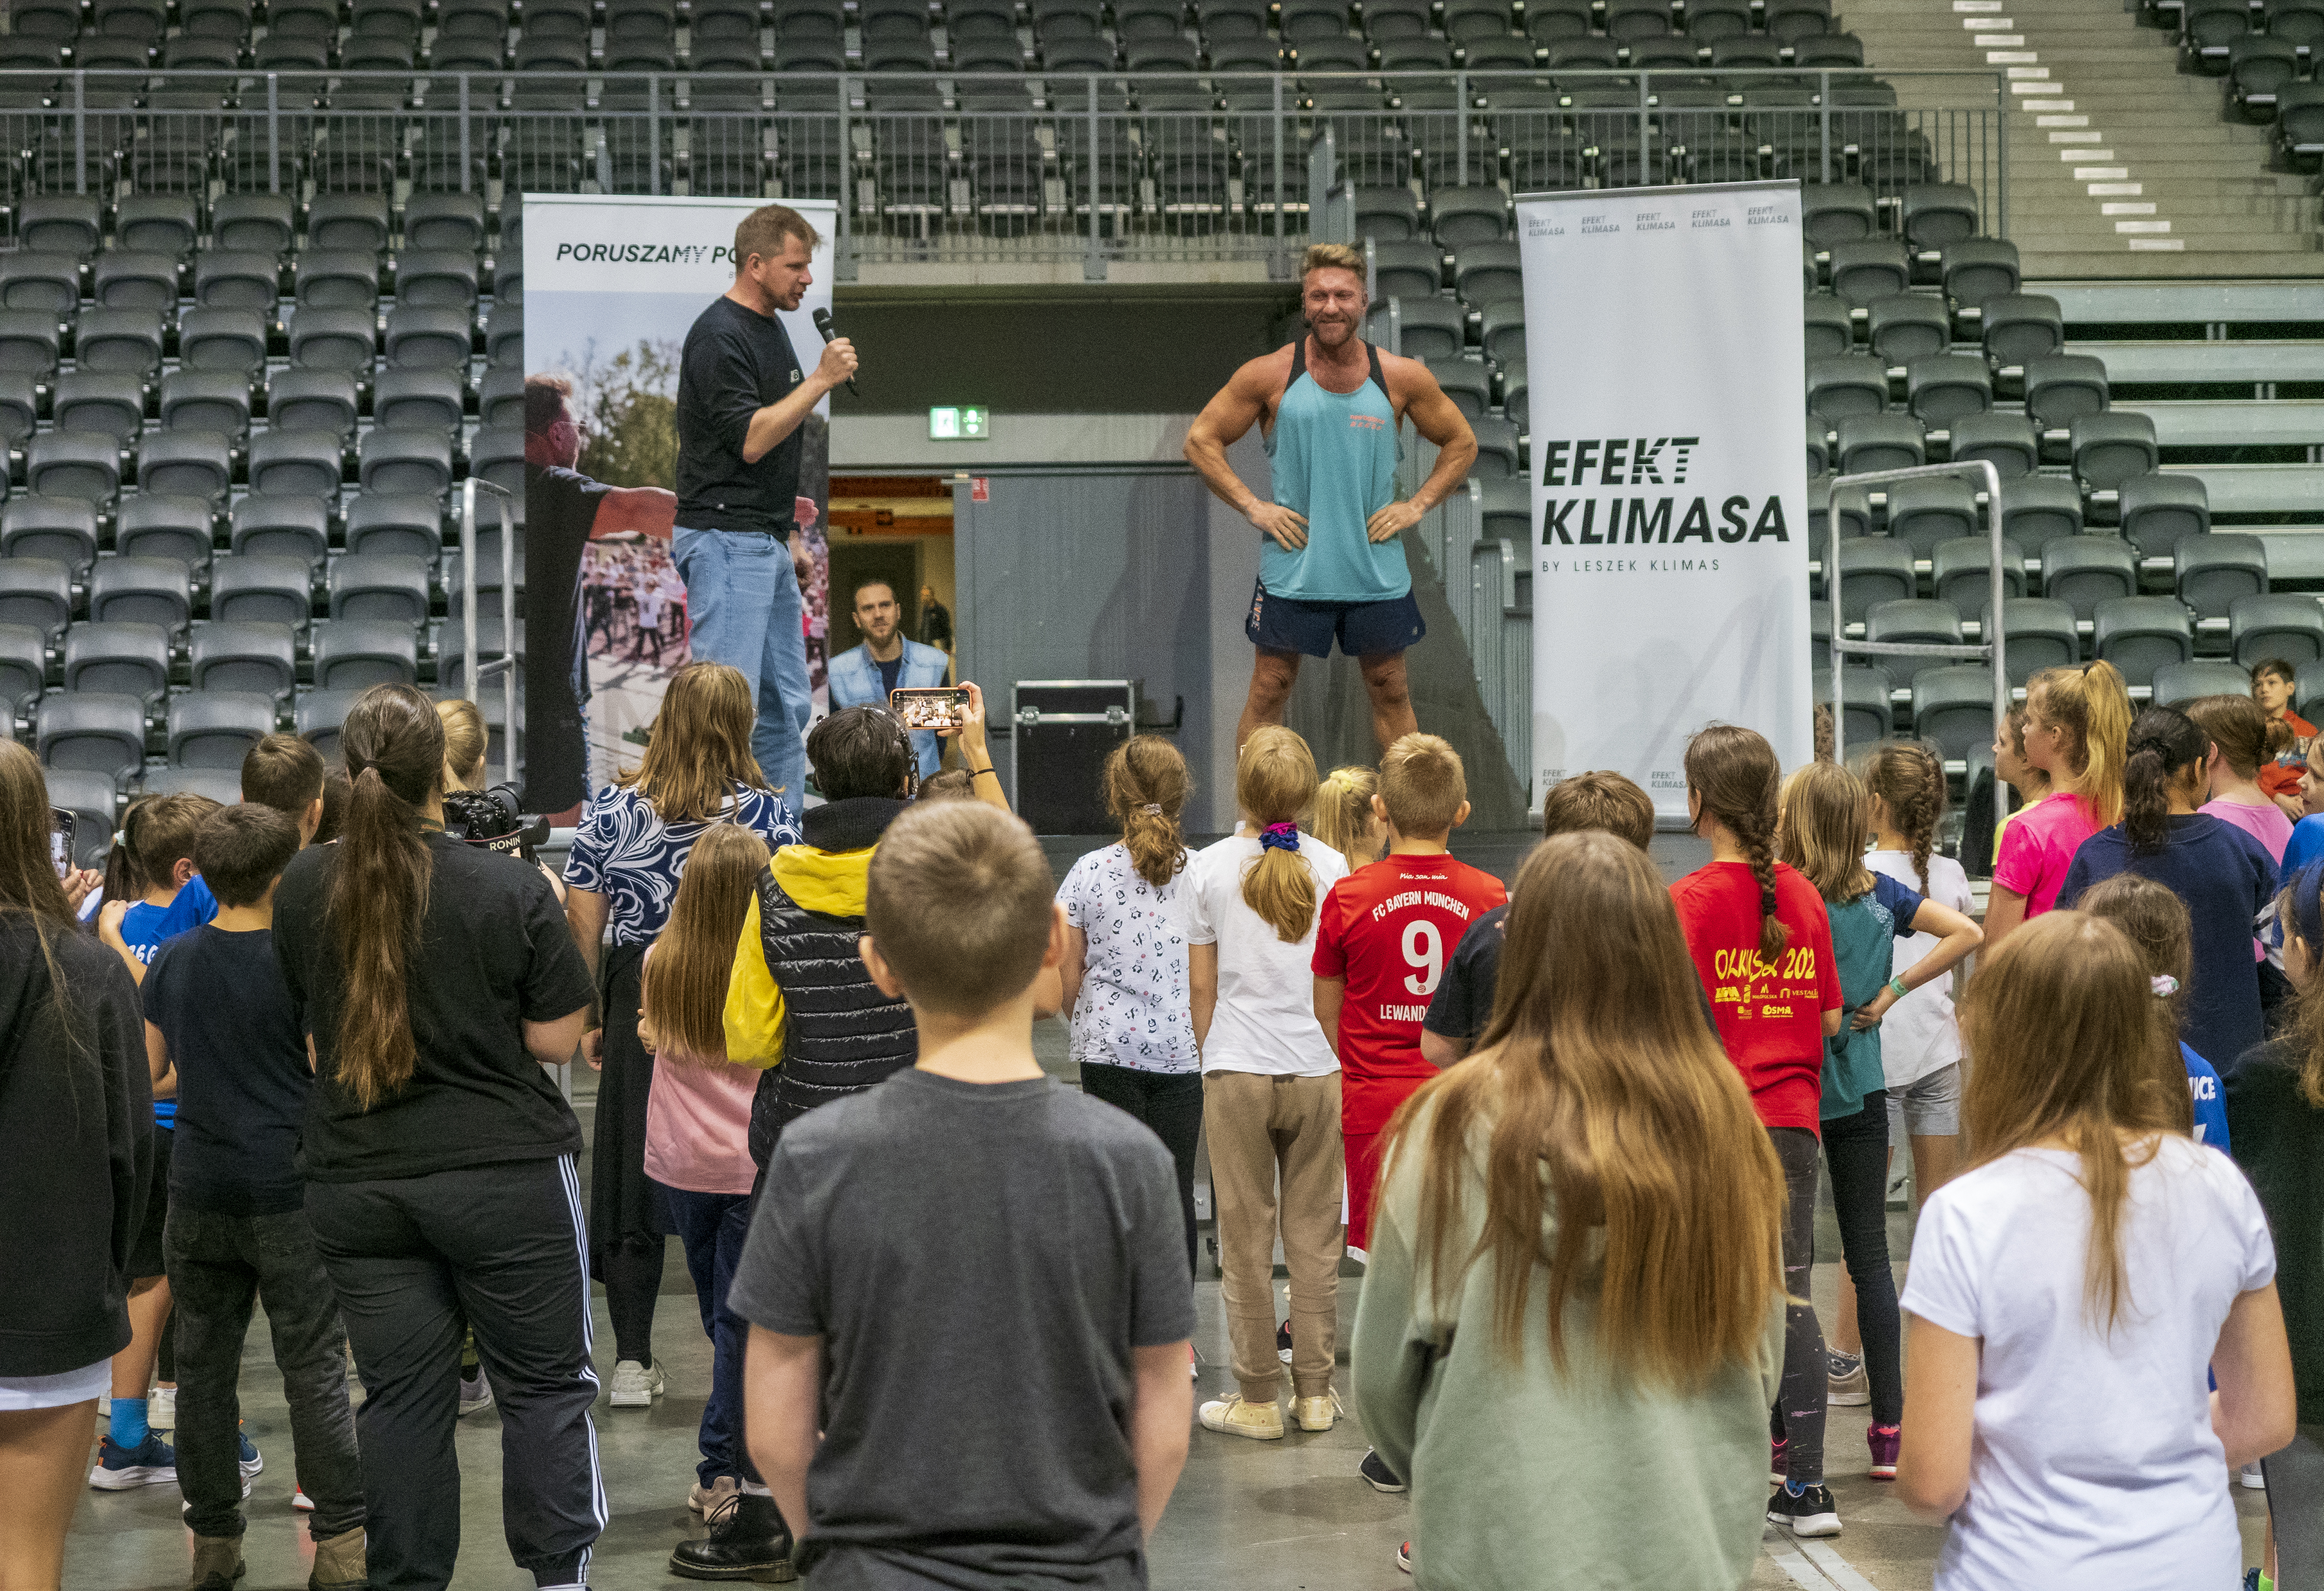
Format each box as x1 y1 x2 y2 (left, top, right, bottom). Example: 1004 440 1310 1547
1057 736 1201 1274
1183 726 1350 1442
1896 911 2295 1591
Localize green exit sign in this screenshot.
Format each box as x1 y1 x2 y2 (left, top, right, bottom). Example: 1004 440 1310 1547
928 405 989 440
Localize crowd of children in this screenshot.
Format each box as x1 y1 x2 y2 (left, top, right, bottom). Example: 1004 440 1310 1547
6 653 2324 1591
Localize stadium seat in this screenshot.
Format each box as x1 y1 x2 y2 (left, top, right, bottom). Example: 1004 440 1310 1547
384 307 474 371
1981 596 2080 679
2070 413 2159 492
1982 295 2065 368
1888 475 1979 561
296 689 366 759
312 620 421 688
39 694 149 781
158 371 253 438
1427 360 1492 421
1807 433 1831 478
2120 473 2212 561
2176 533 2268 622
115 496 216 567
1815 665 1894 746
2230 595 2324 668
1 497 100 575
1468 417 1523 481
343 496 445 561
1371 298 1465 362
89 559 191 632
17 197 100 258
1867 599 1964 650
0 252 82 315
1810 601 1834 669
0 376 36 449
1867 296 1950 364
0 560 73 638
1476 479 1531 545
1453 243 1523 307
293 250 382 312
1834 539 1916 626
114 195 200 256
404 192 490 254
228 497 331 568
264 370 362 440
0 312 61 378
1902 184 1980 249
373 370 467 436
247 430 347 499
1932 536 2027 610
2094 596 2196 688
1431 187 1509 248
42 767 118 866
1828 240 1910 307
137 431 234 500
0 623 44 719
1808 355 1889 422
308 195 393 254
286 309 379 374
358 430 458 499
1949 412 2041 482
1804 295 1855 359
1906 356 1993 426
2025 355 2111 428
2186 0 2253 65
74 309 165 377
2299 657 2324 727
166 691 277 769
2041 535 2139 622
209 196 297 256
479 368 527 430
393 251 481 312
1940 239 2020 311
1500 361 1529 433
25 433 122 504
1801 185 1878 248
192 251 281 312
1913 665 1999 762
468 428 527 499
485 304 523 367
1808 477 1873 548
62 622 170 700
328 555 434 625
1355 189 1421 243
90 252 180 314
210 556 315 628
1364 243 1438 302
177 309 270 377
188 621 297 698
2152 659 2258 707
1994 476 2082 558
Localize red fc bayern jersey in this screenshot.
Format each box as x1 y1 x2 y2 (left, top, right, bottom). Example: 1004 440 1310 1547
1312 852 1509 1136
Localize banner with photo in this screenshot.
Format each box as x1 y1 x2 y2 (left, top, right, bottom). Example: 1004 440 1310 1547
520 193 838 815
1516 180 1812 822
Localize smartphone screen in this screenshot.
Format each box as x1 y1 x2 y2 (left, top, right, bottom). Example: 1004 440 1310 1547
50 806 75 880
890 687 968 731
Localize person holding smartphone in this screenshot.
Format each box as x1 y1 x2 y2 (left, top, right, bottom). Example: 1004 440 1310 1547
826 577 950 778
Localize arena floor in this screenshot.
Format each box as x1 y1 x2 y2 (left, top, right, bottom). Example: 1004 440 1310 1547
62 833 2272 1589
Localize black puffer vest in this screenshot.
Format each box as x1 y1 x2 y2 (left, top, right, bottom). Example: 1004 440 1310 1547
746 797 919 1167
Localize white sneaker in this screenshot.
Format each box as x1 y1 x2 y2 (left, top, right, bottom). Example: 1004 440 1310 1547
1294 1392 1339 1433
2242 1462 2267 1490
147 1386 177 1431
1197 1393 1284 1440
293 1489 316 1513
609 1358 664 1407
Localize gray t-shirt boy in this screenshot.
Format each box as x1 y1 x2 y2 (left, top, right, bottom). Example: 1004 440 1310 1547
727 1066 1195 1590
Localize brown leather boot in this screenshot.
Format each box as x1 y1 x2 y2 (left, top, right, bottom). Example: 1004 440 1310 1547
186 1536 245 1591
308 1526 368 1591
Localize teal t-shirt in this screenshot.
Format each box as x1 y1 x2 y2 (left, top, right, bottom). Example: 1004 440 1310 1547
1821 874 1926 1122
1260 340 1407 604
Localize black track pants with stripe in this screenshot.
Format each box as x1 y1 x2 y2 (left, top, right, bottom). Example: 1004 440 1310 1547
308 1154 607 1591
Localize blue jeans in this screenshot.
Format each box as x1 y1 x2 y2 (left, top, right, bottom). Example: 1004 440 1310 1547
662 1185 755 1487
672 527 810 813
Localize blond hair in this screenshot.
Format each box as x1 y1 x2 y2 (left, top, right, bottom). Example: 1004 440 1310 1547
615 661 768 822
643 825 770 1065
1386 832 1786 1387
1960 911 2191 1333
866 802 1056 1017
1236 726 1322 943
1379 733 1467 839
435 697 488 790
2028 660 2133 827
1311 765 1382 866
1104 735 1189 890
1301 242 1366 282
1778 760 1875 905
733 204 821 269
1541 770 1654 850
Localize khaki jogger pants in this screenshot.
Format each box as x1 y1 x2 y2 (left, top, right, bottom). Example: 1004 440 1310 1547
1202 1069 1345 1404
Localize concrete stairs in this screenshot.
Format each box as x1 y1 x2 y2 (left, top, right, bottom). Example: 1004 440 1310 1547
1843 0 2322 277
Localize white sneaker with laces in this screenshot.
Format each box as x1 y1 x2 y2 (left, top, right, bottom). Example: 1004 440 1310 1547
147 1386 176 1431
1198 1394 1284 1440
609 1358 665 1407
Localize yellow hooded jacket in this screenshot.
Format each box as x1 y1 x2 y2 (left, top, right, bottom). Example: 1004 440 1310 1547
721 841 876 1069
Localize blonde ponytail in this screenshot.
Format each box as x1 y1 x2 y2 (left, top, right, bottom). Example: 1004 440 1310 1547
1237 726 1322 943
1105 735 1190 889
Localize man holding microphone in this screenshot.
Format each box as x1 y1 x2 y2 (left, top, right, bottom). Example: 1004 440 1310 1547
674 204 857 814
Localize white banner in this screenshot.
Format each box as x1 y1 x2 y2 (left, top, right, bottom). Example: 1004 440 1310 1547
1518 180 1812 822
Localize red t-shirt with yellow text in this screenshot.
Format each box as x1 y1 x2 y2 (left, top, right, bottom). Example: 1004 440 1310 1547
1312 852 1509 1136
1668 861 1841 1135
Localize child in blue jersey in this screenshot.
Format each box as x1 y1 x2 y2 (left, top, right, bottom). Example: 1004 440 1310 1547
2078 874 2234 1153
1778 764 1983 1488
87 792 221 1489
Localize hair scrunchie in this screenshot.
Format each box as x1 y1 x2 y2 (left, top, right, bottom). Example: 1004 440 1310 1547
1259 821 1300 852
2151 974 2180 997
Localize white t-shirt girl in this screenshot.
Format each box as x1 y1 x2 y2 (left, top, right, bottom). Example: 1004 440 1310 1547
1899 1135 2276 1591
1865 849 1974 1091
1056 842 1198 1075
1181 830 1348 1077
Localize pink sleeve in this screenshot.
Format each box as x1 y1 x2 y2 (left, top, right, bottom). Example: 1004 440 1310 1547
1991 809 2045 900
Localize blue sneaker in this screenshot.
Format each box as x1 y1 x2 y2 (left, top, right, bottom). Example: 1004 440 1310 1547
237 1427 262 1481
90 1433 178 1490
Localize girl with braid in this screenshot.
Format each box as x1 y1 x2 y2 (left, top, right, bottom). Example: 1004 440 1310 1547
1668 725 1845 1539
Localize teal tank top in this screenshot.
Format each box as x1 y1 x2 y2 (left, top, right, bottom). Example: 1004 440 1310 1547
1261 338 1408 603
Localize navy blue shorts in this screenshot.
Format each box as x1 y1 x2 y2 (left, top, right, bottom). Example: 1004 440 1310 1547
1245 579 1426 660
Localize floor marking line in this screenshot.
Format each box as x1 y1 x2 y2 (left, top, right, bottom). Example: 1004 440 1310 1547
1765 1540 1840 1590
1800 1538 1883 1591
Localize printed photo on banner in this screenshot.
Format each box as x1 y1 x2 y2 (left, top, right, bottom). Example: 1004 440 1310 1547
520 194 838 815
1515 180 1812 821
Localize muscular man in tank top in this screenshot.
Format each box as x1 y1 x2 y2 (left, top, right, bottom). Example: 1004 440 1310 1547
1186 243 1478 754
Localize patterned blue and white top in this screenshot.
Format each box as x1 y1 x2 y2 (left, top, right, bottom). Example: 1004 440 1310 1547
1057 841 1198 1075
564 781 801 946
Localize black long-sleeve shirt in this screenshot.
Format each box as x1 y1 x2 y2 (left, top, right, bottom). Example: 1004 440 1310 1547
675 294 806 536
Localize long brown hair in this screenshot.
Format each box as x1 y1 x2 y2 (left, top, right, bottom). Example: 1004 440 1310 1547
1778 761 1874 905
1960 911 2191 1334
1105 735 1189 889
1685 724 1788 960
329 684 444 1112
1236 726 1321 943
1310 765 1381 866
2028 660 2133 827
0 743 95 1070
1861 739 1945 892
2183 692 2271 783
2121 705 2208 856
1383 832 1786 1387
2272 862 2324 1109
616 661 768 822
643 824 771 1064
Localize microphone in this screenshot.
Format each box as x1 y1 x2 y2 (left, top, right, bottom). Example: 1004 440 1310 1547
811 307 858 397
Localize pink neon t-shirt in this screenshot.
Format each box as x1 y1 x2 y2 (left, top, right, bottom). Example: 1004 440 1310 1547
2200 798 2294 866
1992 791 2104 919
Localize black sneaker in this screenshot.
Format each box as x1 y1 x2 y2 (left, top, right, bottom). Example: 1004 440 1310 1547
669 1493 797 1582
1276 1320 1294 1365
1766 1481 1841 1538
1360 1449 1407 1494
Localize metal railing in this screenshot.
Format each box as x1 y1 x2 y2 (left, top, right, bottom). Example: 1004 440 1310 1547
1825 459 2007 767
456 474 518 790
0 66 2007 272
